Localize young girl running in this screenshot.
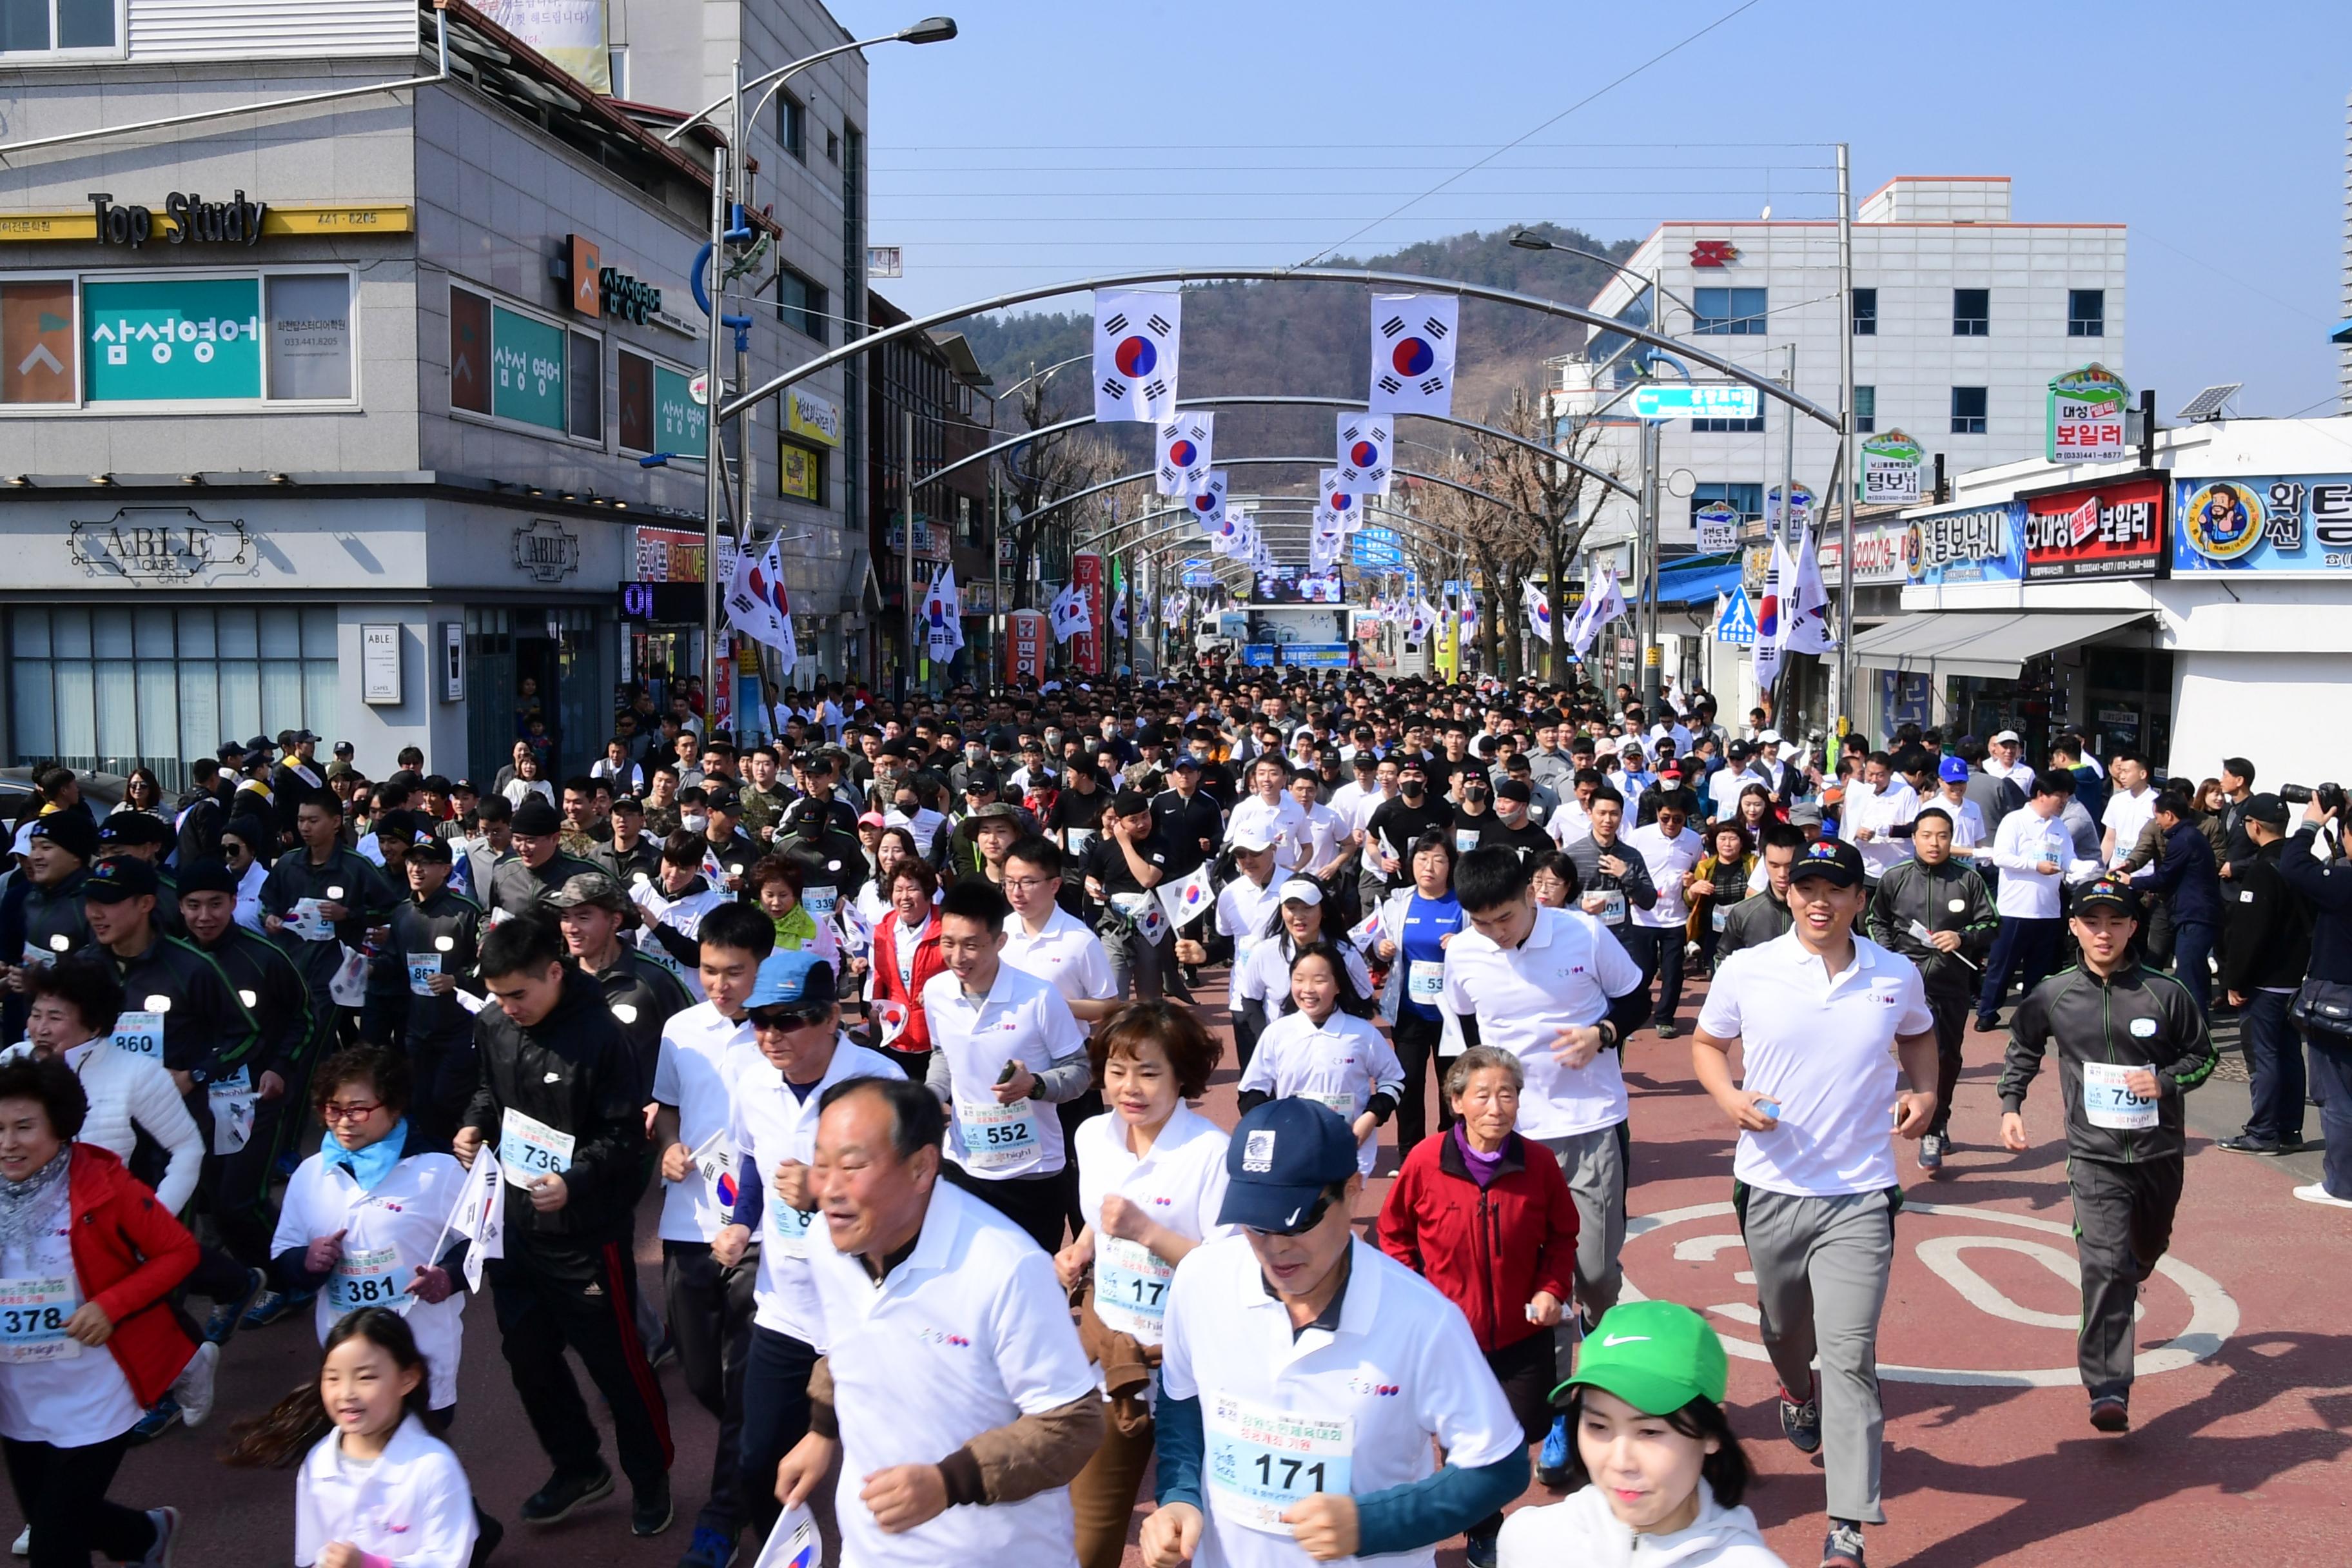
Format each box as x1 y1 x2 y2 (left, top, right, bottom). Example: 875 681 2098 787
1237 941 1404 1177
228 1308 480 1568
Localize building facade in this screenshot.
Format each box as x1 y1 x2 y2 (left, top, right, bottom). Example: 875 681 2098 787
0 0 867 786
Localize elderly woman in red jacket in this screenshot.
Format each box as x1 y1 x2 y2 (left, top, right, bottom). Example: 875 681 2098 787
1377 1044 1580 1565
0 1055 201 1568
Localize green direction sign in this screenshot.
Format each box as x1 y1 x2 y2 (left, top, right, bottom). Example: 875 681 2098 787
83 277 262 402
491 305 566 430
1631 382 1759 421
656 366 707 451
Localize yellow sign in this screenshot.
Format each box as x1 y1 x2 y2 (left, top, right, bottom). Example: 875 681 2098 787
785 388 841 447
0 204 415 242
777 440 823 502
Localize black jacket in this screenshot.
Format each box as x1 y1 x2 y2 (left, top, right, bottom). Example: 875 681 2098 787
462 967 649 1241
1716 888 1792 957
591 950 694 1084
193 924 317 1083
1866 858 1997 996
2277 825 2352 984
386 888 487 1047
77 930 260 1083
2222 839 2314 994
259 846 400 983
485 848 607 921
1999 964 2215 1163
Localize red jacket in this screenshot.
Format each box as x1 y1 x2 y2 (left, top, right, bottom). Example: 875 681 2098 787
870 914 947 1057
1375 1128 1579 1354
64 1143 199 1407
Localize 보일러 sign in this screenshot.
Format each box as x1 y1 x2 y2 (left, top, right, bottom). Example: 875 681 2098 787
2172 476 2352 573
84 277 261 401
1859 429 1924 506
2046 363 2130 464
1901 500 2024 587
2023 478 2164 582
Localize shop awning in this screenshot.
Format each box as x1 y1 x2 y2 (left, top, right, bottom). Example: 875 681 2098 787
1649 554 1743 607
1851 610 2151 681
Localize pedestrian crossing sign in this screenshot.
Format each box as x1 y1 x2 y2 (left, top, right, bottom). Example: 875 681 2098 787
1712 589 1757 646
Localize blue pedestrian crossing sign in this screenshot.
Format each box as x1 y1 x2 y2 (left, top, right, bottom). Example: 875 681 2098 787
1712 589 1757 646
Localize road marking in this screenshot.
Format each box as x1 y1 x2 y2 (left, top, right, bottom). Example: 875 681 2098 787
1624 1200 2238 1388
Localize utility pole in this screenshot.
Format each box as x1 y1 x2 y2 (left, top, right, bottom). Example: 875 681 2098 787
990 465 1003 692
903 407 917 700
1639 418 1661 710
701 104 731 736
1833 142 1856 745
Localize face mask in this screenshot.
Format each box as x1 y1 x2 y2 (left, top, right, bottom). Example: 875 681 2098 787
1402 780 1425 799
681 812 709 834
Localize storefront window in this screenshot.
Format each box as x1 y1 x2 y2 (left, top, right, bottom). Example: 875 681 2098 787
8 605 338 787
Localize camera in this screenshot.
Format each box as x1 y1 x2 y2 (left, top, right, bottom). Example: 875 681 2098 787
2279 782 2347 815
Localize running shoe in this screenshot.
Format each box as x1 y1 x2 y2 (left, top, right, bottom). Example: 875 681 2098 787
2295 1183 2352 1210
520 1467 614 1525
631 1476 674 1538
202 1268 269 1344
1654 1021 1680 1039
1972 1014 2001 1034
138 1509 178 1568
1537 1413 1571 1488
242 1286 313 1329
1917 1133 1946 1172
1821 1522 1866 1568
128 1397 181 1445
2089 1394 2130 1433
2217 1135 2285 1155
1464 1532 1498 1568
13 1524 27 1555
1779 1382 1822 1454
676 1525 736 1568
174 1342 219 1429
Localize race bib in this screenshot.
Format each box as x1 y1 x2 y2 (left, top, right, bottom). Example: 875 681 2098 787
2081 1061 2159 1131
1597 890 1627 925
1406 959 1445 1003
288 897 335 941
327 1245 406 1315
0 1277 81 1364
1305 1090 1358 1121
768 1200 814 1259
208 1067 257 1155
1206 1393 1355 1534
958 1096 1040 1171
802 884 839 919
1712 905 1731 933
112 1010 164 1062
1454 829 1481 855
1093 1236 1173 1337
498 1108 576 1186
407 954 442 997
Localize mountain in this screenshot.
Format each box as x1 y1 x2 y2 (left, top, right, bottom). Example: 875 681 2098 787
943 224 1637 486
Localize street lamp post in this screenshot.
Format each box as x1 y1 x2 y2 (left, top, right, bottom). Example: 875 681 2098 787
660 17 957 733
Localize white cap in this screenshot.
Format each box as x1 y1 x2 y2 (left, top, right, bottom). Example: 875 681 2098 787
1230 824 1277 853
1757 729 1783 745
1991 729 2022 745
1277 877 1324 906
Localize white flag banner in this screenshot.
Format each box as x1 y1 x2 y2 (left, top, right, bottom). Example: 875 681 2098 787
1155 412 1215 496
1093 289 1181 422
1569 569 1625 658
451 1146 505 1293
1369 294 1458 416
1309 529 1342 573
1523 580 1555 644
1752 535 1794 691
724 535 798 667
1316 469 1363 535
1335 413 1395 494
1188 471 1229 531
1785 527 1838 654
1111 583 1130 638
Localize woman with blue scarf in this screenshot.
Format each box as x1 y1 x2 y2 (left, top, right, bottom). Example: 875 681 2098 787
270 1045 473 1418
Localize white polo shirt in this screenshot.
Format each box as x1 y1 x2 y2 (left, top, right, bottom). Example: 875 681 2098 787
1696 930 1934 1198
1236 1012 1404 1177
1000 905 1117 1009
2102 785 2157 862
1547 798 1594 847
1215 876 1286 1012
1159 1237 1524 1568
1236 932 1373 1009
1843 779 1919 882
1074 1104 1231 1348
729 1037 903 1345
923 961 1087 1181
1624 822 1705 928
808 1178 1094 1568
1288 801 1349 872
1440 906 1643 1139
651 1002 757 1242
1227 794 1308 871
1988 808 2081 919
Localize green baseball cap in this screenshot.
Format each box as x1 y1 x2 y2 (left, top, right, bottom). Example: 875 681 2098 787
1551 1300 1729 1414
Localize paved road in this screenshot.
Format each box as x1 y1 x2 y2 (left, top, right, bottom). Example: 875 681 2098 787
31 974 2348 1568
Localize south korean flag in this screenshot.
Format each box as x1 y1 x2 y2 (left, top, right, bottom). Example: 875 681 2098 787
1156 413 1215 496
1335 413 1394 495
1093 289 1181 423
1369 294 1458 417
1188 470 1230 532
1317 469 1364 535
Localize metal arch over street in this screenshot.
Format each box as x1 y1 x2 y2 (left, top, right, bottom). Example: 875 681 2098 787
720 266 1845 431
1077 500 1466 573
926 393 1640 504
1044 458 1516 551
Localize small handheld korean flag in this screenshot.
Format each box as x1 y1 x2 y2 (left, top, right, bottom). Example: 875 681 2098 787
1335 413 1395 494
1156 413 1215 496
874 997 911 1048
751 1503 823 1568
1093 289 1181 422
836 899 872 959
1155 863 1215 929
1317 469 1362 535
452 1145 505 1293
1369 294 1458 416
1134 899 1170 946
1348 903 1388 952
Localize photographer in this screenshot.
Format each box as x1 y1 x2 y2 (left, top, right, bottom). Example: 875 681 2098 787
2277 784 2352 1209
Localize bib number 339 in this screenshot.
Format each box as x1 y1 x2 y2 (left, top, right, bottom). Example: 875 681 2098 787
1206 1393 1353 1534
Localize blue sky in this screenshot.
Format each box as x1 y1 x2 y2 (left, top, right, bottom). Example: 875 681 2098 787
848 0 2352 418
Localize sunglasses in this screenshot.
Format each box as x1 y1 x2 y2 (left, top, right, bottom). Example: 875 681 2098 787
749 1004 831 1032
1243 1190 1339 1239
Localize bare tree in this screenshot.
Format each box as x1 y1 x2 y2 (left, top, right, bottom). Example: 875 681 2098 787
1409 447 1541 680
995 375 1126 611
1483 386 1620 683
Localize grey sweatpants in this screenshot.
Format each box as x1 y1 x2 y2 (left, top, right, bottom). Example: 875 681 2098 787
1738 1186 1897 1525
1538 1122 1629 1325
2068 1155 2182 1399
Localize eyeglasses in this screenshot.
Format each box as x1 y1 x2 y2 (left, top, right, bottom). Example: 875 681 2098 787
749 1005 830 1033
320 1101 382 1123
1242 1191 1338 1239
1002 876 1055 892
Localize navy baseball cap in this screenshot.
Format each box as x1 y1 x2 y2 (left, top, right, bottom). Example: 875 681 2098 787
83 856 159 904
1790 838 1865 888
2074 876 2142 919
1218 1099 1360 1233
746 950 839 1011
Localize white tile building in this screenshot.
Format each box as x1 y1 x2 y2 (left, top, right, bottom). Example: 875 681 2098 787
1554 176 2128 553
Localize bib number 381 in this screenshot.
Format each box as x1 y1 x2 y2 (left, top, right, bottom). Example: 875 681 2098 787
328 1246 407 1315
1206 1393 1353 1534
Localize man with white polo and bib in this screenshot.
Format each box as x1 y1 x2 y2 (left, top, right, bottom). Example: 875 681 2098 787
921 877 1092 1255
1441 847 1651 1328
1997 876 2213 1436
1690 838 1939 1568
1202 827 1284 1071
1141 1097 1528 1568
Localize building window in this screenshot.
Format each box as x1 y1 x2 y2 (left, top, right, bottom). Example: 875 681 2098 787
1 271 356 408
0 0 118 54
1952 288 1989 337
1950 386 1987 435
778 438 827 505
1691 409 1764 434
2068 289 2105 337
1851 288 1877 337
605 48 628 99
1692 287 1767 335
825 128 840 164
449 284 598 440
1690 482 1763 524
778 92 805 161
8 605 337 789
615 348 708 456
773 268 827 343
956 493 979 547
566 330 601 440
1854 385 1876 435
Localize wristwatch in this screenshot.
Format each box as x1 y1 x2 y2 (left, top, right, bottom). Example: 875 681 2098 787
1596 1021 1620 1051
